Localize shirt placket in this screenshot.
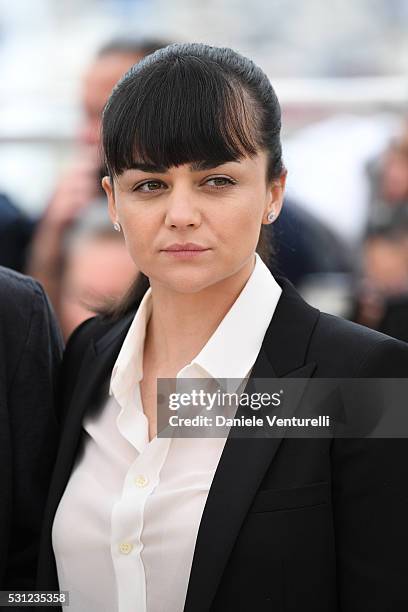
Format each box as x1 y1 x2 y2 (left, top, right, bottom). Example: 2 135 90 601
111 383 171 612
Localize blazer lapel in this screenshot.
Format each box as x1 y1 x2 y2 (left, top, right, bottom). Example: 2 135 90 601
183 278 320 612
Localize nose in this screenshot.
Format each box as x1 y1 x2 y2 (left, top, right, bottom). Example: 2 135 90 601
164 185 201 230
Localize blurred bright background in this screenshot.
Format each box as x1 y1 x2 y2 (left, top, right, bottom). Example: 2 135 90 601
1 0 408 340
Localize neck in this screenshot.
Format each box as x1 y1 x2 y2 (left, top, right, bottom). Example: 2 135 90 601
144 256 256 375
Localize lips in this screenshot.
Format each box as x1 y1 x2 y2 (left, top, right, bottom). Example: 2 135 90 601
162 243 209 252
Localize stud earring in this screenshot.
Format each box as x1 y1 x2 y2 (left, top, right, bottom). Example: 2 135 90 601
267 210 275 223
113 222 121 232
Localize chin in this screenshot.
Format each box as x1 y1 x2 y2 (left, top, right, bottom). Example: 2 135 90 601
155 269 221 294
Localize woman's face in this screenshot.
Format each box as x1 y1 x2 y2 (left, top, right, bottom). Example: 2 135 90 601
102 151 285 294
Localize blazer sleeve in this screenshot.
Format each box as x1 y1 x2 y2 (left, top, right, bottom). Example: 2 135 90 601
4 282 63 589
332 338 408 611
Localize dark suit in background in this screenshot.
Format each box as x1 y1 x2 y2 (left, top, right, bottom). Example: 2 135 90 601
37 277 408 611
272 199 353 286
379 295 408 343
0 267 62 588
0 196 35 272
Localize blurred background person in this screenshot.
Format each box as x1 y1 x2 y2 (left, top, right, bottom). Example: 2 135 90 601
350 118 408 339
366 119 408 232
26 37 167 325
59 205 137 340
353 214 408 341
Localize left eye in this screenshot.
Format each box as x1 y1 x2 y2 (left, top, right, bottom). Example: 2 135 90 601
205 177 235 188
136 180 165 192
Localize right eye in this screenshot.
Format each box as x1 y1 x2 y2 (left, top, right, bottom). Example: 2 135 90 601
134 180 166 193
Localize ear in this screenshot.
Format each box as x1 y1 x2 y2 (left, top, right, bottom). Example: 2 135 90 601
101 176 117 225
263 170 287 224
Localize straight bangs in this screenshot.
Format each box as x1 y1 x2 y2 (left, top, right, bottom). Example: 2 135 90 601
102 56 261 177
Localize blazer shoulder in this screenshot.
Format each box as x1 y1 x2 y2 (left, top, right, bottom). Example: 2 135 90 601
311 311 408 376
64 315 112 360
0 267 44 313
63 312 135 376
0 267 61 352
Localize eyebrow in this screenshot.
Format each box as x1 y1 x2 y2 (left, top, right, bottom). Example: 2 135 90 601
128 160 240 173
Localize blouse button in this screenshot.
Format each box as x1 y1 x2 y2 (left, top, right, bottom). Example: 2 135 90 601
135 475 148 487
119 542 133 555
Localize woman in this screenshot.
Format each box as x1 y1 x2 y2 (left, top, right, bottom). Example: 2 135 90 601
37 44 408 611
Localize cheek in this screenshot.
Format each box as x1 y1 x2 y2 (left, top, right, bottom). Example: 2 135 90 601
120 211 155 261
215 197 264 250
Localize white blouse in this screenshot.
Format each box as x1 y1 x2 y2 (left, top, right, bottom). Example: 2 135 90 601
52 254 282 612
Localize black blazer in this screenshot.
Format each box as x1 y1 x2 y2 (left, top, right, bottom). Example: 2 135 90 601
37 277 408 611
0 267 62 589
